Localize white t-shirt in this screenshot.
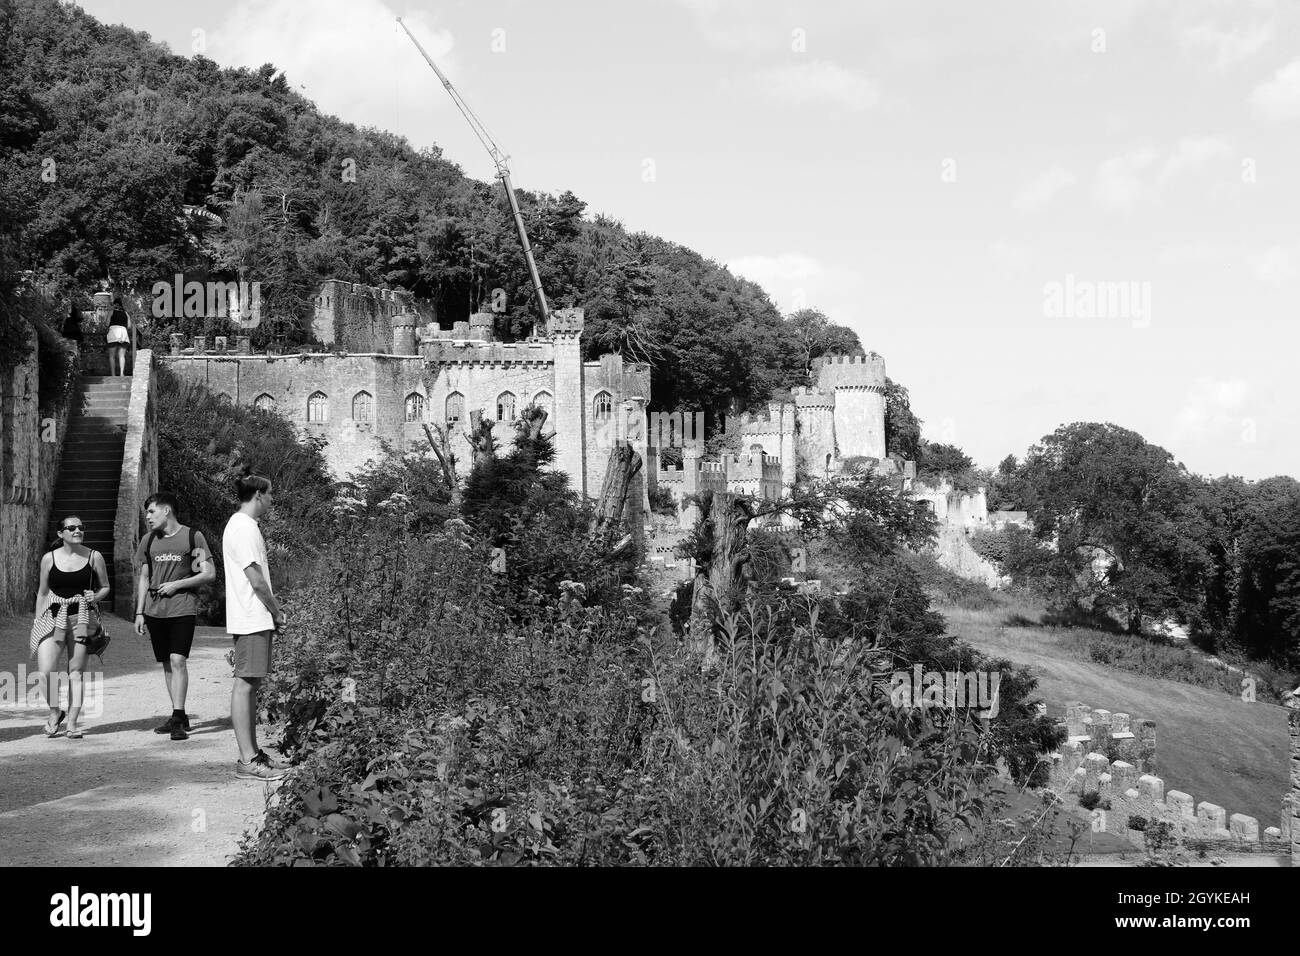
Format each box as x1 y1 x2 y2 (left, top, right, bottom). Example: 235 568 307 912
223 511 274 635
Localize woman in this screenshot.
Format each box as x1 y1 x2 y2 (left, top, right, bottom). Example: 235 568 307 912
29 516 110 738
106 299 130 376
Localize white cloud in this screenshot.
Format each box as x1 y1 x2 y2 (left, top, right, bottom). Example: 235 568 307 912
1174 377 1251 441
1092 148 1160 211
1092 138 1233 210
745 61 880 111
1249 59 1300 120
725 253 828 311
1157 136 1233 185
1248 241 1300 285
675 0 786 54
208 0 457 137
1012 166 1077 213
1181 21 1273 70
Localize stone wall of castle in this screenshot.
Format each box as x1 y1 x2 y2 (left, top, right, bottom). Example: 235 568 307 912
162 298 650 498
311 280 435 353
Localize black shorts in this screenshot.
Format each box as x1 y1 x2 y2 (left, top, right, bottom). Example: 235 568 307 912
145 614 196 662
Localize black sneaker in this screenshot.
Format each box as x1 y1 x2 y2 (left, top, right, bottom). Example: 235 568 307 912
154 714 191 735
170 723 189 741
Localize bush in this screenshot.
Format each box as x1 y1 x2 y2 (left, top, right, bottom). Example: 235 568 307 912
1079 790 1101 811
236 512 1011 866
1127 815 1148 831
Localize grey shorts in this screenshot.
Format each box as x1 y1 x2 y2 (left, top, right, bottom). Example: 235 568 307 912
231 631 273 679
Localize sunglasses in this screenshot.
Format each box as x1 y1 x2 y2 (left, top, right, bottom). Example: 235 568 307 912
62 525 83 533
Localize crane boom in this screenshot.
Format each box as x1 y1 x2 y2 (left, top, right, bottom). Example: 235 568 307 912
397 17 552 329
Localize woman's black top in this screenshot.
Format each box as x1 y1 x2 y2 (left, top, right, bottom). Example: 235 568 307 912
108 307 129 330
49 552 98 599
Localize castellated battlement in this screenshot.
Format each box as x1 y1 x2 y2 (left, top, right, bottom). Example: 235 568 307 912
390 311 418 329
725 453 783 481
813 352 886 392
739 401 797 434
421 340 555 366
549 307 585 335
793 385 835 409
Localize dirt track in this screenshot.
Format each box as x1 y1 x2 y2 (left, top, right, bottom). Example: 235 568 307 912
0 611 274 866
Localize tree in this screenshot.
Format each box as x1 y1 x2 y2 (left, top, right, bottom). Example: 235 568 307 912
883 377 922 461
786 308 861 381
1016 423 1212 633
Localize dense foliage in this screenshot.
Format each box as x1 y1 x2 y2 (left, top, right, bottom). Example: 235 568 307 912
0 0 859 421
978 422 1300 667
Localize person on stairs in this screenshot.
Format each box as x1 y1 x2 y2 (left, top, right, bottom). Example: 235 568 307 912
134 492 216 741
29 516 110 738
106 298 130 376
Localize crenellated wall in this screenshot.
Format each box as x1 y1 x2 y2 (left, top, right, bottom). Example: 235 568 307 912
161 301 649 501
1048 702 1290 851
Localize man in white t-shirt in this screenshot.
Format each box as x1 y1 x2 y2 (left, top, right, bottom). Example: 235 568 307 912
223 471 288 781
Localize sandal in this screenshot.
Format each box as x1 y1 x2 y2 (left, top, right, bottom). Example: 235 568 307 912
45 710 66 738
66 725 83 739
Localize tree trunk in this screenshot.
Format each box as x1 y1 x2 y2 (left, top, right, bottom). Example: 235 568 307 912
421 422 462 509
466 410 496 468
686 491 755 656
591 443 642 555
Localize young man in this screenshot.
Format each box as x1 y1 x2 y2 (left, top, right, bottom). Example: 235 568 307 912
134 493 215 740
223 471 288 781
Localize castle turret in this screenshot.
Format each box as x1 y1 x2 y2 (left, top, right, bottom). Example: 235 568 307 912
391 311 417 355
469 311 495 342
551 308 586 496
814 353 887 461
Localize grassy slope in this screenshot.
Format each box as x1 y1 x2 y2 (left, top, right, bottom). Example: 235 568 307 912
939 594 1290 826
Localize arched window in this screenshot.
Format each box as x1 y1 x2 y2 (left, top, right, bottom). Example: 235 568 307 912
446 392 464 425
352 390 373 421
254 393 276 413
593 390 613 423
531 390 553 423
496 391 516 422
307 391 328 422
405 393 425 422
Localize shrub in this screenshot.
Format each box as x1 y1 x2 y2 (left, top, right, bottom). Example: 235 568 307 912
1127 815 1148 831
236 515 1009 866
1079 790 1101 811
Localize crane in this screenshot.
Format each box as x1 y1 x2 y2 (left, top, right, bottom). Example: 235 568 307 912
396 17 553 332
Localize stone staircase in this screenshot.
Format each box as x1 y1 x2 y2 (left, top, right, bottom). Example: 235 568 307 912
47 375 131 601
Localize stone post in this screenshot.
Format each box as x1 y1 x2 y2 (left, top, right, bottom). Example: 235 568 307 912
236 336 250 355
680 441 702 531
1135 719 1157 773
169 333 183 355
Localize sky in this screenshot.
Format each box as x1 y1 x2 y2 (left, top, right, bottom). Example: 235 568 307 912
79 0 1300 479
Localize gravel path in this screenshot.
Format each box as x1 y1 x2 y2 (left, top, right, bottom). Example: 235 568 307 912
0 610 275 866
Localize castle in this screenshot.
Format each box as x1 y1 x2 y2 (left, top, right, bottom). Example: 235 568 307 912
153 278 1009 583
161 280 651 496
